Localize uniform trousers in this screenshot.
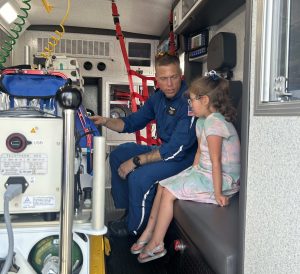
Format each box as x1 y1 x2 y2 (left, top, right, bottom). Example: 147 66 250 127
109 142 195 235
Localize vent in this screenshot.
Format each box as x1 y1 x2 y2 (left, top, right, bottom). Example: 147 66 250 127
37 38 110 57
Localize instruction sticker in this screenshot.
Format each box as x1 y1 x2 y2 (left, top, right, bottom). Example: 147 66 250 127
22 196 56 209
0 153 48 175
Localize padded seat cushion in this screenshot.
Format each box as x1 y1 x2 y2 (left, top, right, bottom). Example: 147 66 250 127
173 194 239 274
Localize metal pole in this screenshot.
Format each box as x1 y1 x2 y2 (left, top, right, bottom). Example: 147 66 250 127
59 109 75 274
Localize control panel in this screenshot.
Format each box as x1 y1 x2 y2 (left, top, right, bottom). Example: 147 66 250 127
0 116 63 214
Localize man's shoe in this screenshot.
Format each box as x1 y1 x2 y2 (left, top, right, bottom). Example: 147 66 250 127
108 219 129 237
119 209 128 221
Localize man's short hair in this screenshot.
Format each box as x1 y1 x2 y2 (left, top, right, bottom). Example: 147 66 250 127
155 52 180 68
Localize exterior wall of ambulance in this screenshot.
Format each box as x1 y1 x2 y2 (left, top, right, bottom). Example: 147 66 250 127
243 0 300 273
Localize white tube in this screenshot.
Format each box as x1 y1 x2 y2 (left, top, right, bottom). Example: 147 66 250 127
24 45 30 65
92 136 106 230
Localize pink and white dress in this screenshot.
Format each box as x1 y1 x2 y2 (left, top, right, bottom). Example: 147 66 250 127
159 112 240 204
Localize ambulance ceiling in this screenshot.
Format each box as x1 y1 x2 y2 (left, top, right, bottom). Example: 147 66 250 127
24 0 173 36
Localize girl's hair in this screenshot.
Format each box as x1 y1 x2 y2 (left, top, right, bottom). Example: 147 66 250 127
189 75 236 122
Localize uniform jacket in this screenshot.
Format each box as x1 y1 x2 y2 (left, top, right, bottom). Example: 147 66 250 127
121 81 197 161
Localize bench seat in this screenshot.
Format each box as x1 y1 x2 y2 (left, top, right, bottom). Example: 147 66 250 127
173 194 239 274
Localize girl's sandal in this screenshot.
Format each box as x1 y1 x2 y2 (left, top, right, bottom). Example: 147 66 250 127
130 232 152 254
130 240 148 254
137 243 167 263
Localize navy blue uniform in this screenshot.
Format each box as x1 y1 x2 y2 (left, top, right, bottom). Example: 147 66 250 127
109 81 197 235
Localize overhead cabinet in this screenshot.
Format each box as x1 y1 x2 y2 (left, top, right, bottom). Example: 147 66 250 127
173 0 246 34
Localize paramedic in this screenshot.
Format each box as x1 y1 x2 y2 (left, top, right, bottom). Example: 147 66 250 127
90 53 197 236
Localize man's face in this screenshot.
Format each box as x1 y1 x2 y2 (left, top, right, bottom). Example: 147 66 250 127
155 64 182 99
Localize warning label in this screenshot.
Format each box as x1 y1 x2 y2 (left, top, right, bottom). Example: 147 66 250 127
22 196 56 209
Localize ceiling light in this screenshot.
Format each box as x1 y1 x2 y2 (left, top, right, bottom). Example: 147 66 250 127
0 2 18 24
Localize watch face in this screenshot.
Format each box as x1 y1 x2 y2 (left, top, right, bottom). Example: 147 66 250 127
133 156 141 167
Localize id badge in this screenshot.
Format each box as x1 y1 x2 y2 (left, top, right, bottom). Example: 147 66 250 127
167 106 176 116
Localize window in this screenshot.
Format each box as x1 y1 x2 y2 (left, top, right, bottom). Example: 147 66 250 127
255 0 300 115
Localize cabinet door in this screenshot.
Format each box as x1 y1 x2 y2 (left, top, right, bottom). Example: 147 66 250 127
106 83 136 145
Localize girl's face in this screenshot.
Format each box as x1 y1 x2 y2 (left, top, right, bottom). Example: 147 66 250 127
188 93 210 118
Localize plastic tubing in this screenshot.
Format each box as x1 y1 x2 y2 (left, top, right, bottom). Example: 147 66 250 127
0 0 31 68
41 0 71 59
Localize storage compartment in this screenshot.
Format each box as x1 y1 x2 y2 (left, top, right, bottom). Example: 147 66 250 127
103 82 155 145
167 222 215 274
173 0 245 34
128 42 151 67
125 38 158 76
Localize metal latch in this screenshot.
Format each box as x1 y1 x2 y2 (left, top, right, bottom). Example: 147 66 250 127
274 76 292 100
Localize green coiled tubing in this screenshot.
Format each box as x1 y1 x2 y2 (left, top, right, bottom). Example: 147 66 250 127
0 0 31 68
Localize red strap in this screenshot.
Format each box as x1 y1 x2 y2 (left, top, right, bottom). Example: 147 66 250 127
1 69 68 79
77 108 92 148
112 2 160 145
168 11 176 55
77 109 86 128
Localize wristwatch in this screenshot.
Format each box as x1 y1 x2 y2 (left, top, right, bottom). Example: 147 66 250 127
132 156 141 167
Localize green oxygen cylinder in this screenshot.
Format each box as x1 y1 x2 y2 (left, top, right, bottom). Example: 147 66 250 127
27 235 83 274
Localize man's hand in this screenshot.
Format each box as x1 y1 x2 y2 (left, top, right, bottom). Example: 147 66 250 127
117 150 162 179
89 115 107 126
215 194 229 207
90 115 125 132
118 158 136 179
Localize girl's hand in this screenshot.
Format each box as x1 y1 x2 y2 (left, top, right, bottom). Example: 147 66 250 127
192 158 199 168
215 194 229 207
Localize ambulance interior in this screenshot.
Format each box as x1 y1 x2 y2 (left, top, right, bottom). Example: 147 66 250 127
0 0 299 274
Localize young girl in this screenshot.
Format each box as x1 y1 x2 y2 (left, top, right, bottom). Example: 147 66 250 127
131 71 241 263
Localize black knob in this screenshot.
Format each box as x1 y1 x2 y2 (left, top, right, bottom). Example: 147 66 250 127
56 85 82 109
6 133 28 153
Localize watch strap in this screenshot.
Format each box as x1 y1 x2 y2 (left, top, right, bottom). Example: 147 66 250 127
133 156 141 167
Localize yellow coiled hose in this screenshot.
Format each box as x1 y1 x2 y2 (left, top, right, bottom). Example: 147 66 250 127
41 0 71 59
